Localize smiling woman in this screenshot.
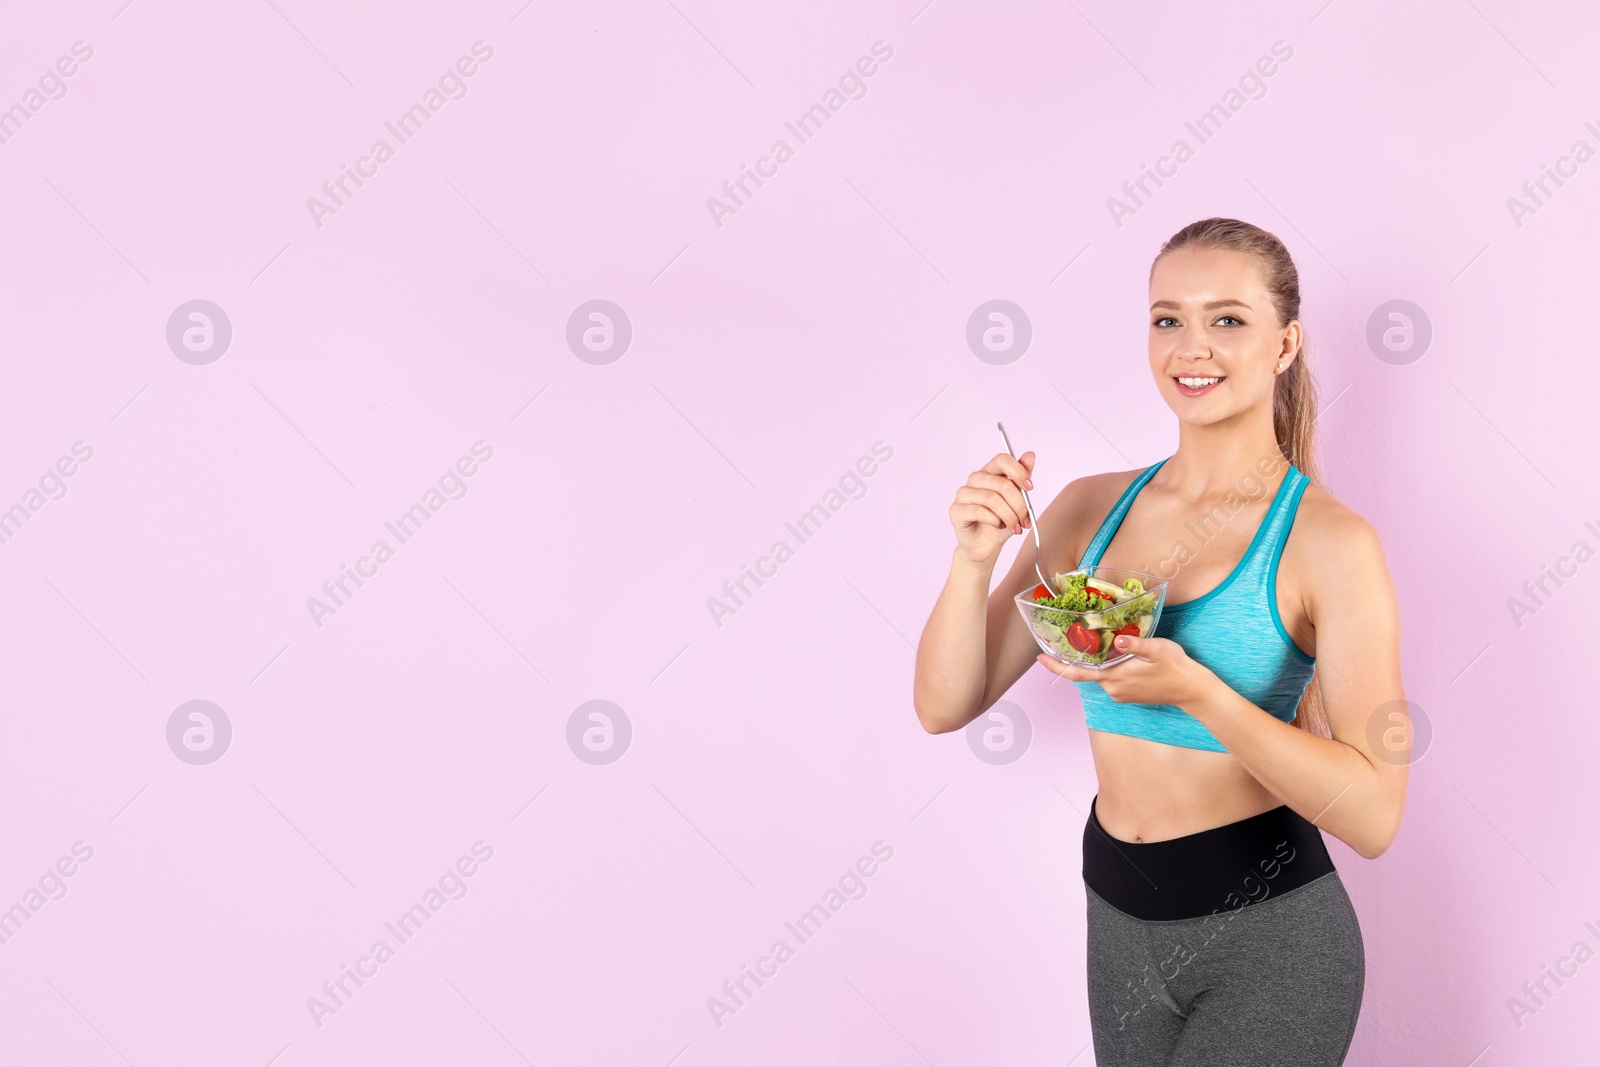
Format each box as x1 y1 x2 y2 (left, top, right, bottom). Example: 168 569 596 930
913 217 1407 1066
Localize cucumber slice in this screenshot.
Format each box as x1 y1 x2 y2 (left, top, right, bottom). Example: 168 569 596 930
1136 614 1154 638
1085 577 1125 602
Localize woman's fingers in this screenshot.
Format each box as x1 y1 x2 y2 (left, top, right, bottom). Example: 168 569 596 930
950 450 1038 563
955 484 1023 531
966 472 1029 529
950 500 1009 533
985 450 1035 491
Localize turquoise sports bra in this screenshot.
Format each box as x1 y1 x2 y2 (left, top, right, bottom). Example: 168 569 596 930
1071 456 1316 752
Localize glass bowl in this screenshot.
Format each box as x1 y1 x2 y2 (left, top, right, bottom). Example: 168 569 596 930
1013 566 1168 670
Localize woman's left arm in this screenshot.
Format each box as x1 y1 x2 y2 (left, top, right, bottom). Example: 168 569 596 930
1185 506 1409 858
1041 509 1411 859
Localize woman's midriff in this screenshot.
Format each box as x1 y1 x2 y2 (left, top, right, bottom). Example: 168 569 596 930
1088 730 1284 842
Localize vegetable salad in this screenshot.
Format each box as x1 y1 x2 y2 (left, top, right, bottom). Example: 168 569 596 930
1028 572 1157 665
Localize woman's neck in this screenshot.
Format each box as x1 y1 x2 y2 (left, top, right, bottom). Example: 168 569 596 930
1158 412 1288 499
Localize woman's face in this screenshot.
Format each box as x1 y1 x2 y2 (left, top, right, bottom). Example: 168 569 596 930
1147 246 1298 425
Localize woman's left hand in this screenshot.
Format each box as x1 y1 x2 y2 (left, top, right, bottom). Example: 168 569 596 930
1036 634 1218 708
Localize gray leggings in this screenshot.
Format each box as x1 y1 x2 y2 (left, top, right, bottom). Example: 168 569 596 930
1086 872 1365 1065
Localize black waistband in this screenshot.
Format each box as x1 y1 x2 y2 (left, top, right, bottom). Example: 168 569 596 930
1082 794 1335 921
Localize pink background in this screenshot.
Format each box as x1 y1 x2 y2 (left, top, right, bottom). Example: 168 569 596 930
1 0 1595 1063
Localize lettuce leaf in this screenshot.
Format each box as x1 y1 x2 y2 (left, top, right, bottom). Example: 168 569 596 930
1098 591 1157 630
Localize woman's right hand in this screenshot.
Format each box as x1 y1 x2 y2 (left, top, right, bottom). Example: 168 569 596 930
949 451 1037 567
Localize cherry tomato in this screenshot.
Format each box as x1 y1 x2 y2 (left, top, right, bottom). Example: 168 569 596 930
1031 583 1053 601
1114 624 1141 639
1066 622 1099 654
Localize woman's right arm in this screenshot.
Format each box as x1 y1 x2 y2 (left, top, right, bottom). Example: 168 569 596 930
912 451 1088 734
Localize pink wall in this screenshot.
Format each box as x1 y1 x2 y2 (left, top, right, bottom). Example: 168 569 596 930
0 1 1593 1063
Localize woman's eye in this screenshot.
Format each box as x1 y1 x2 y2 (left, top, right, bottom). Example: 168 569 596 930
1154 317 1178 328
1217 315 1242 326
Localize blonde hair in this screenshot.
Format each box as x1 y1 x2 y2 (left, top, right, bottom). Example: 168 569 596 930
1151 217 1328 739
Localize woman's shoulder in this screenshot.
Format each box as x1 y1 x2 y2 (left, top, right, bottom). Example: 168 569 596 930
1288 477 1389 578
1043 462 1152 518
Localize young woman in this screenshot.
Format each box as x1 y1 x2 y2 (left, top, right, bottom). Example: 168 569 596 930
912 218 1408 1065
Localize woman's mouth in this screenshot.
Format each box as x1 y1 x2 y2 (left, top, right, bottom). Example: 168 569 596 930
1173 375 1224 397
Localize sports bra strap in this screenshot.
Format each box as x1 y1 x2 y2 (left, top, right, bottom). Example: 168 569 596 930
1250 465 1310 577
1259 467 1309 546
1183 462 1307 593
1078 458 1168 569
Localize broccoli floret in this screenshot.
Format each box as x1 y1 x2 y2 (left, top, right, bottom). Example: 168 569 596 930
1032 604 1077 632
1036 572 1092 612
1035 589 1090 613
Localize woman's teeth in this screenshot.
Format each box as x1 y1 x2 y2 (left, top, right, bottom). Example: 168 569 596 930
1177 376 1222 387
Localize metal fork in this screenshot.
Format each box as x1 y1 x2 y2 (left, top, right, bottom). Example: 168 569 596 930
996 422 1056 597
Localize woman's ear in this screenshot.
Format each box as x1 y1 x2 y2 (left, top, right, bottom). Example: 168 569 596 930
1276 323 1301 374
